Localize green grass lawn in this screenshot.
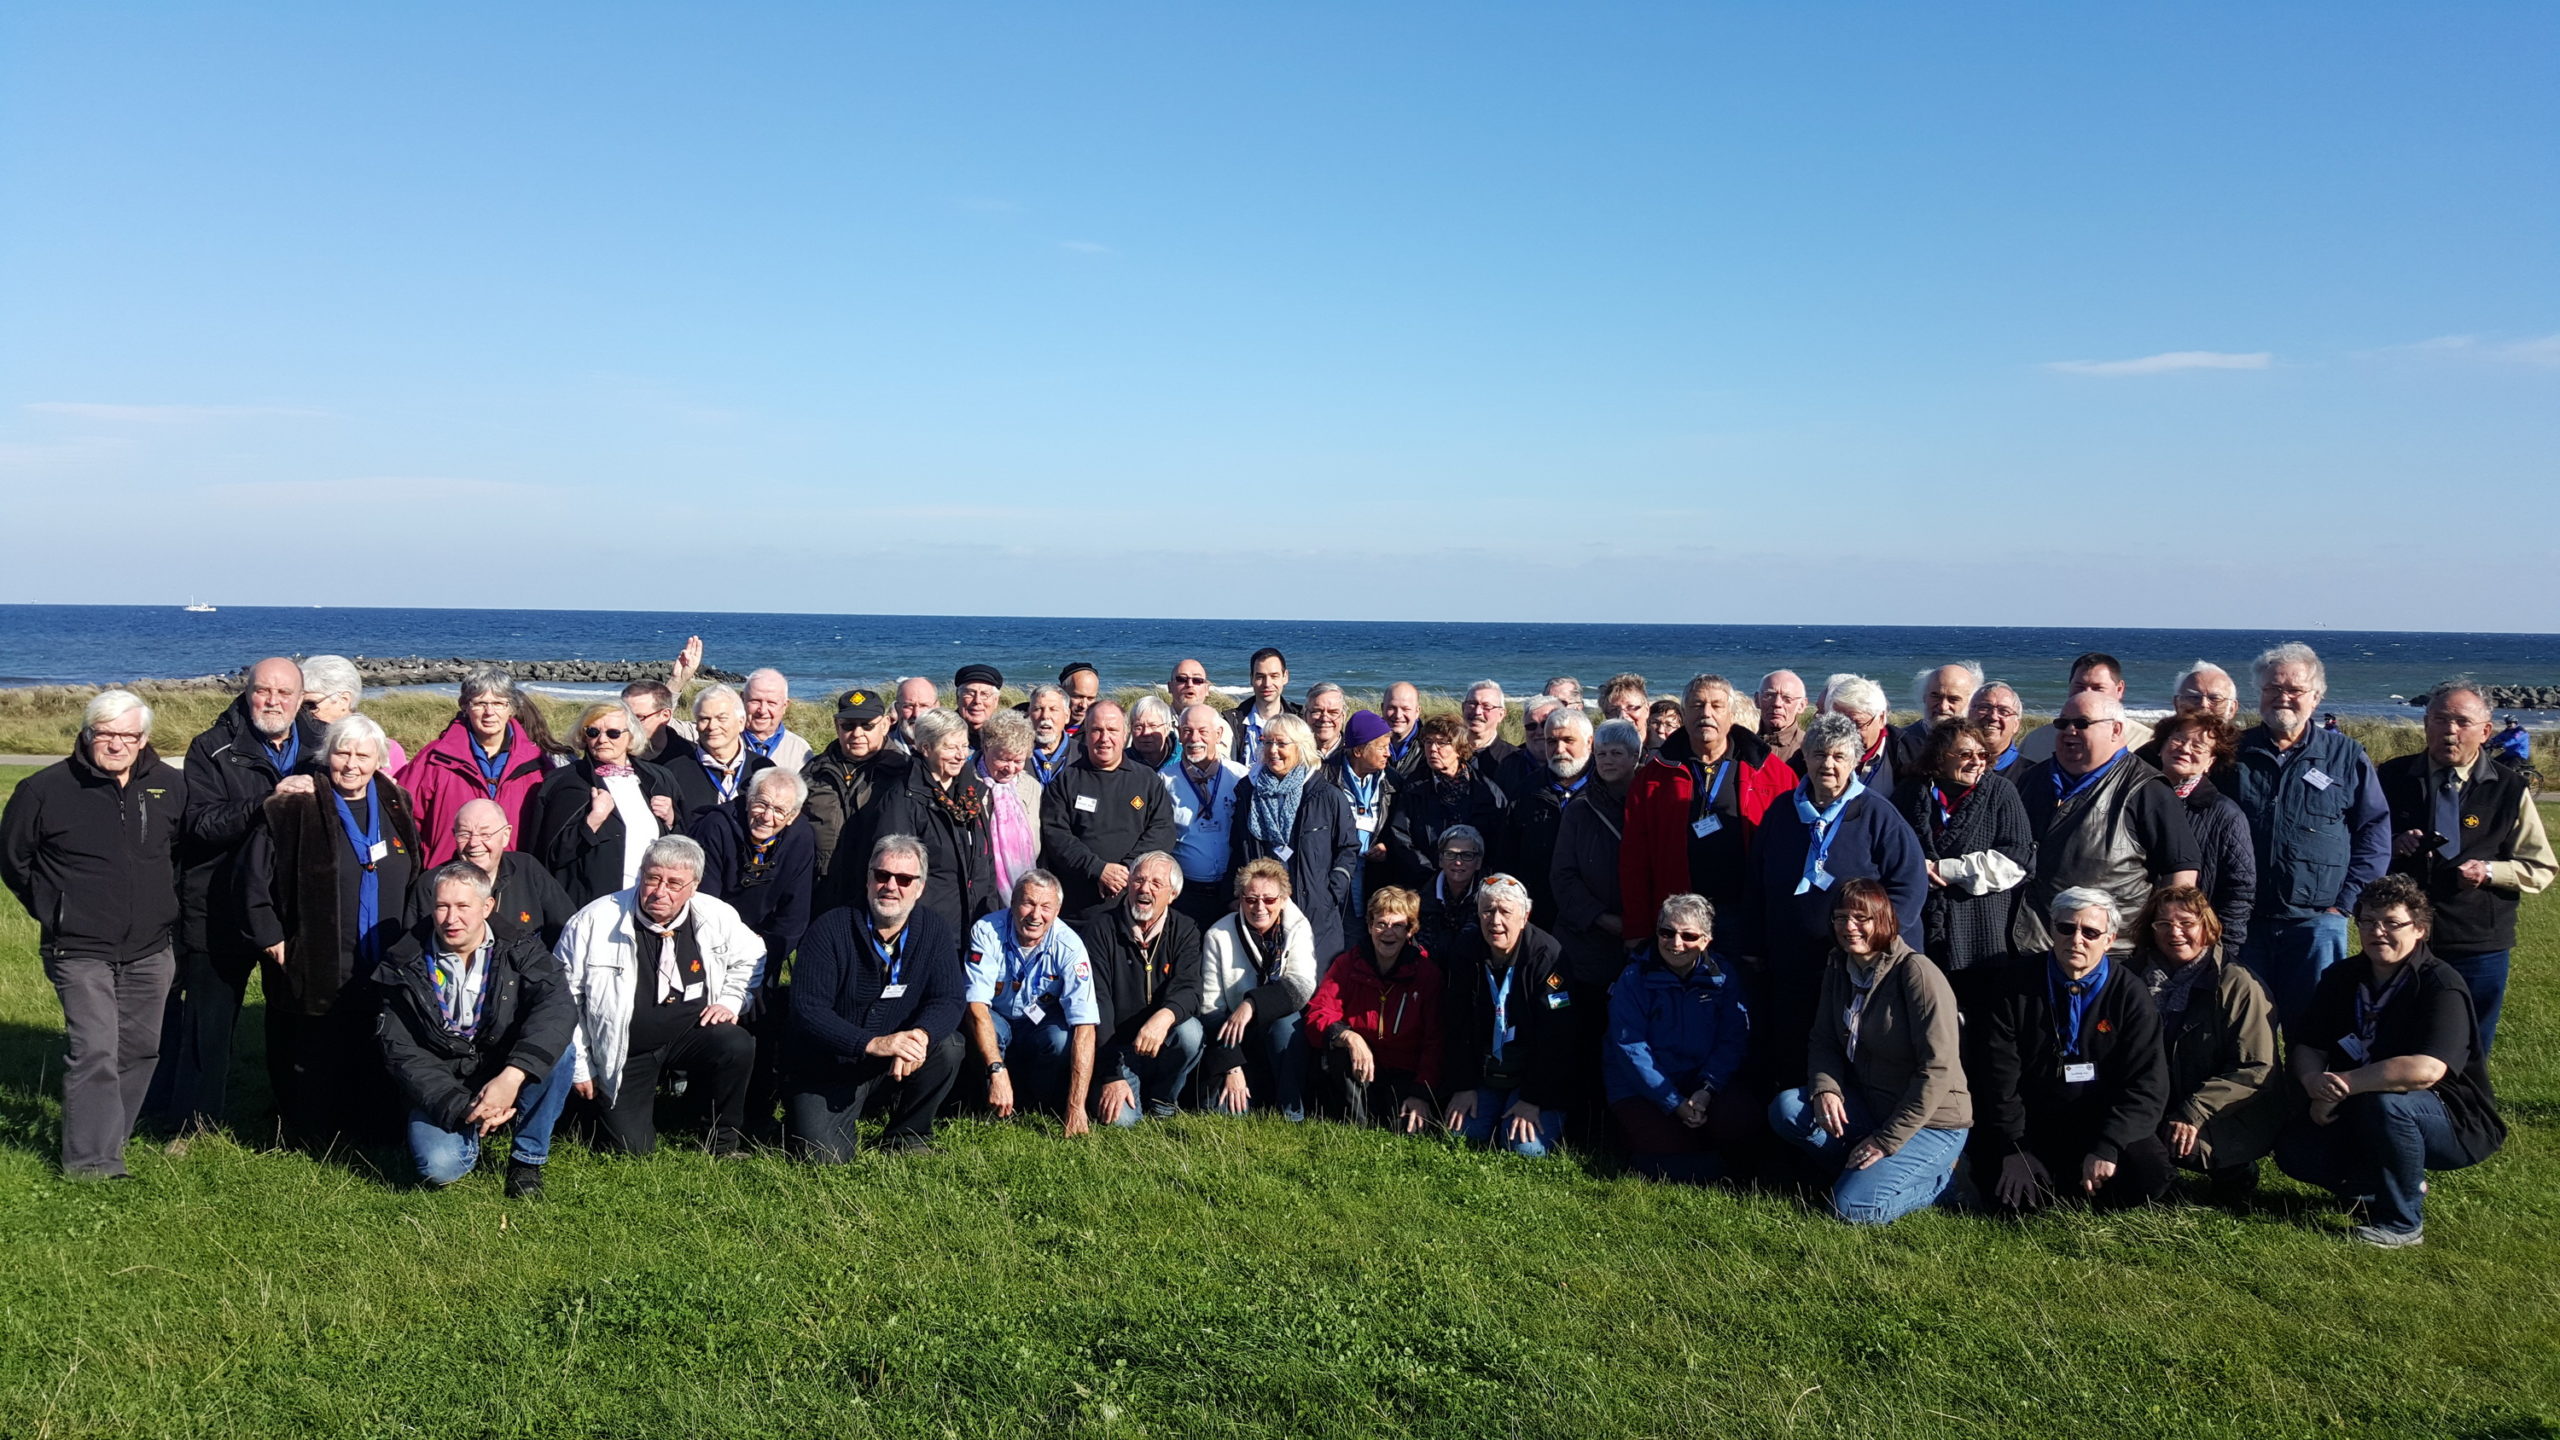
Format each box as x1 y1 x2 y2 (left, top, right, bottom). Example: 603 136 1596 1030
0 762 2553 1438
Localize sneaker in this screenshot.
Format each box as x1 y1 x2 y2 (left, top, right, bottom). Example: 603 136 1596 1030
2348 1222 2423 1248
503 1162 545 1200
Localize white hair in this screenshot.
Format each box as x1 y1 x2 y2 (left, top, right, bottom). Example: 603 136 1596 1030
1523 696 1562 724
299 654 362 705
1025 682 1068 710
1657 893 1715 935
1010 867 1064 905
458 665 515 707
1304 682 1346 706
2175 660 2231 690
322 712 388 761
750 766 809 809
82 689 153 739
1131 850 1185 895
2049 886 2122 933
641 834 707 879
692 683 744 720
870 832 929 877
1466 680 1506 706
2067 692 2128 724
1593 718 1641 755
1476 873 1531 914
909 708 969 755
427 860 496 901
1127 694 1173 729
1439 824 1487 857
745 667 790 697
1821 674 1887 723
1801 712 1863 758
1911 662 1985 711
2251 643 2326 695
1547 706 1593 739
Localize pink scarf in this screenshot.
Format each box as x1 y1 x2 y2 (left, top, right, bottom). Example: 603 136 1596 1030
983 767 1039 898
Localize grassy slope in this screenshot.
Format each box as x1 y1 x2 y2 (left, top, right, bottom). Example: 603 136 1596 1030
0 763 2552 1439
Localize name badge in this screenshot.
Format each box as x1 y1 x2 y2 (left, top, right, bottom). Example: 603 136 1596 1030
1019 998 1046 1025
881 983 908 999
1692 815 1723 839
1274 844 1295 861
2062 1061 2097 1084
1074 794 1100 813
683 981 705 1002
1810 863 1834 890
2335 1034 2369 1063
2304 769 2334 791
368 840 390 864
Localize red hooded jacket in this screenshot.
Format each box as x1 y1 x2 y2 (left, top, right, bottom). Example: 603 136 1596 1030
1305 940 1444 1088
1619 724 1797 935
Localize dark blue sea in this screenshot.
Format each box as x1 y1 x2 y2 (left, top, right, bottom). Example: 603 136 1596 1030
1 606 2553 716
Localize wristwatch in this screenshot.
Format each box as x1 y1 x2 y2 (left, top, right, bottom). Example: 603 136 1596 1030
987 1061 1008 1075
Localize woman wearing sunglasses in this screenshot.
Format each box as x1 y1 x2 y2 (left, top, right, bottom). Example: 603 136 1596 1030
1768 879 1970 1222
1972 886 2173 1214
530 702 684 905
1602 893 1756 1184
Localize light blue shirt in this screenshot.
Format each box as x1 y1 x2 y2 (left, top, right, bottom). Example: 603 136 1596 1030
1161 754 1248 884
965 912 1100 1027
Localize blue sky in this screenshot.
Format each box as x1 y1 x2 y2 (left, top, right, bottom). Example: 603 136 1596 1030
3 5 2553 629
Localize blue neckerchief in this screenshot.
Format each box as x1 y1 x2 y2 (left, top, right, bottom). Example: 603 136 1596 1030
700 748 748 802
1340 765 1382 816
2052 747 2128 804
2045 953 2111 1058
1178 761 1227 823
331 784 388 968
266 726 303 778
1485 960 1518 1063
1029 738 1071 786
1389 731 1414 766
1547 769 1590 802
1992 745 2019 772
468 732 512 796
1791 777 1867 894
743 727 784 760
1928 782 1965 829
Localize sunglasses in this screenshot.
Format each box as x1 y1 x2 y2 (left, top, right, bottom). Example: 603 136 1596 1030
1656 927 1707 945
871 868 923 888
584 726 627 740
2059 922 2112 940
2048 717 2115 734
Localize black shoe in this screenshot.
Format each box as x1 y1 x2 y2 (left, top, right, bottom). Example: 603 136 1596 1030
877 1135 941 1156
2206 1163 2260 1208
504 1161 545 1199
707 1129 749 1159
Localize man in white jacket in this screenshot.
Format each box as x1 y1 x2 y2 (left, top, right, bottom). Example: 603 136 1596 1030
559 835 766 1155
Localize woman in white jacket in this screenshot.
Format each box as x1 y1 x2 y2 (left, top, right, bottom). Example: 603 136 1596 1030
1197 858 1318 1120
557 835 767 1155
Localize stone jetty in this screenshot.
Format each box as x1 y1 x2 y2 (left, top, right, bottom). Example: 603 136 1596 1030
140 657 748 690
2403 684 2560 710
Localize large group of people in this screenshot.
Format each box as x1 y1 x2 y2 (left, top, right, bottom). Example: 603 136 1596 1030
2 641 2546 1247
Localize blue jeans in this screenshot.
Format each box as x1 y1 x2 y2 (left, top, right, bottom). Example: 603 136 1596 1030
1769 1086 1967 1226
406 1058 573 1187
987 1009 1078 1111
2276 1088 2474 1234
1457 1086 1566 1157
2239 911 2350 1026
2443 950 2509 1058
1200 1006 1307 1121
1106 1015 1205 1125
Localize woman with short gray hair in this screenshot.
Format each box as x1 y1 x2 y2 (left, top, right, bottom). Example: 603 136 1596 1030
974 709 1042 899
1971 885 2174 1213
400 665 547 867
300 654 409 773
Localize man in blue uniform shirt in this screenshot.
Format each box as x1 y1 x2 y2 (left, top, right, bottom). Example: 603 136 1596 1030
964 868 1101 1131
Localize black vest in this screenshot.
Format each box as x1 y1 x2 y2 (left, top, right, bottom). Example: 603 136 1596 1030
2377 752 2528 955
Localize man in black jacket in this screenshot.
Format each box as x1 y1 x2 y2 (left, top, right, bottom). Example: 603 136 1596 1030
146 657 323 1138
1072 852 1205 1123
1498 706 1591 924
377 863 577 1197
1439 874 1572 1156
801 688 910 877
1 690 187 1178
664 684 774 826
783 833 966 1160
1975 887 2172 1212
450 799 576 948
1040 702 1178 917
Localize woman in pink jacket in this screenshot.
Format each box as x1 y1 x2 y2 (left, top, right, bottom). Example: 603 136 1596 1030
398 667 553 866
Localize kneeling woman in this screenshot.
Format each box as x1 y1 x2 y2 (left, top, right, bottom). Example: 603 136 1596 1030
1768 880 1970 1222
1974 888 2172 1213
1304 886 1442 1133
2130 885 2281 1200
1604 894 1755 1184
2276 875 2504 1247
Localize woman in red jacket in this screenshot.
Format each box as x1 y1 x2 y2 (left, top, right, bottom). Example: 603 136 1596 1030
1306 886 1442 1133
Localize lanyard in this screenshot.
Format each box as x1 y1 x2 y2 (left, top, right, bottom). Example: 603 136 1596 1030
866 920 908 989
1843 963 1878 1062
2355 969 2411 1050
1182 764 1225 821
432 941 493 1035
1688 757 1730 821
2046 957 2110 1058
1341 767 1382 815
1792 778 1865 894
1485 962 1518 1061
332 785 383 871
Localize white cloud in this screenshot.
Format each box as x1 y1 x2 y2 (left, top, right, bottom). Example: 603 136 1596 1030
25 401 329 422
2044 351 2272 377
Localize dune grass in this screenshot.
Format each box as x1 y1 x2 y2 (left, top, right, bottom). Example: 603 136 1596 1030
0 764 2553 1437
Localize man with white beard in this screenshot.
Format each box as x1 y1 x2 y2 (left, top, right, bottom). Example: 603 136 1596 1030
1499 706 1594 926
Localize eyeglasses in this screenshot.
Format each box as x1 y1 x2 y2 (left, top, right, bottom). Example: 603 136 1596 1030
2359 916 2420 934
1656 927 1707 945
871 868 923 888
2059 922 2112 940
584 726 627 740
1442 850 1484 862
89 731 147 747
455 828 510 845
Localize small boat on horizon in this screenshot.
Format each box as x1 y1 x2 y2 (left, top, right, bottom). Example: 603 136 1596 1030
183 599 217 613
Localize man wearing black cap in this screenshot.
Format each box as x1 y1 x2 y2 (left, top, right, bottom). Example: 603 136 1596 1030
1041 701 1179 917
953 665 1004 751
802 688 912 879
1059 663 1102 737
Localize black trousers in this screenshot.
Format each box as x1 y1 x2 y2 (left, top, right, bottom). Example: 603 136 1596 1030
1314 1050 1434 1129
599 1022 757 1155
741 984 792 1135
143 945 255 1133
263 981 391 1148
1980 1132 2175 1214
784 1033 964 1163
